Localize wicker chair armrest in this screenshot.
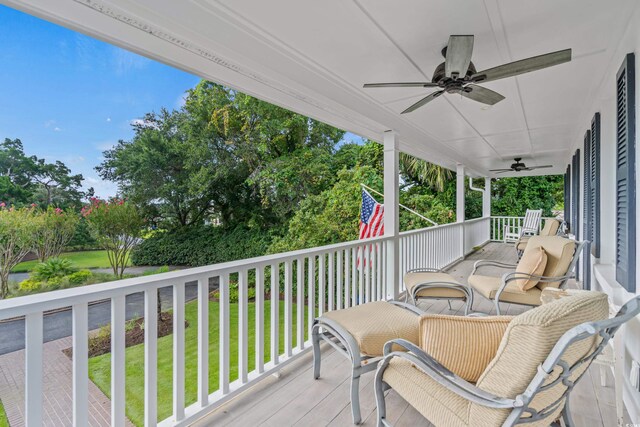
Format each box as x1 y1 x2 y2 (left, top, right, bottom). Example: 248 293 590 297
380 339 521 409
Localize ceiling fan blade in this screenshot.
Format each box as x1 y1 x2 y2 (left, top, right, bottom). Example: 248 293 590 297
526 165 553 170
401 91 444 114
461 84 505 105
489 168 514 172
445 35 474 78
363 82 439 88
471 48 572 83
494 170 512 174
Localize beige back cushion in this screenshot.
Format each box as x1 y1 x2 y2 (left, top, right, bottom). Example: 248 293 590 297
515 246 548 290
521 236 576 289
541 219 560 236
419 315 513 383
469 291 609 426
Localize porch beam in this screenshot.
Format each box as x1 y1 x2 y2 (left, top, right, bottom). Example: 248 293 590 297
383 131 400 300
483 177 491 218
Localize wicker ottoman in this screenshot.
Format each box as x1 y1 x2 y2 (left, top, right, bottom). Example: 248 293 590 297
311 301 422 424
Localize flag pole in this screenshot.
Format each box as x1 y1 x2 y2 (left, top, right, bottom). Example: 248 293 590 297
360 183 438 226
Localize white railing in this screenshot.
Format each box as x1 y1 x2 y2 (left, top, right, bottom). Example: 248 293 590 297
464 217 491 255
0 218 493 426
490 216 553 241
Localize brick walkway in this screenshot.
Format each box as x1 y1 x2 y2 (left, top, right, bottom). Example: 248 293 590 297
0 336 134 426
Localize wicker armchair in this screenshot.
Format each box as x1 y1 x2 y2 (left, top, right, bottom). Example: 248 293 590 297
468 236 586 314
374 292 639 427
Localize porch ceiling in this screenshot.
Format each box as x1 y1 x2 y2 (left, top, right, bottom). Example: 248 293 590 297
5 0 638 176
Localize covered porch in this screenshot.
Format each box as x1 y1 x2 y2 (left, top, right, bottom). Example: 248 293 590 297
197 243 620 427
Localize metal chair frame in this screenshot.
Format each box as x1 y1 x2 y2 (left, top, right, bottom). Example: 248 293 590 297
374 295 640 427
311 301 423 424
471 240 588 315
404 267 474 315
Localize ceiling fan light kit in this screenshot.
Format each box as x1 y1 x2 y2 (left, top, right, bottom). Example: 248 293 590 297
364 35 572 113
489 158 553 174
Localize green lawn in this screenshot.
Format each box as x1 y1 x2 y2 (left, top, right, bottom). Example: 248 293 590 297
88 299 308 426
0 400 8 427
11 250 129 273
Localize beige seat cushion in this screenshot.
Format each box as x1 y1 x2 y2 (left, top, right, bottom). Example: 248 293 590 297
404 272 467 299
468 275 542 306
321 301 419 356
419 315 513 382
515 246 548 290
471 292 609 426
523 236 576 289
383 357 469 427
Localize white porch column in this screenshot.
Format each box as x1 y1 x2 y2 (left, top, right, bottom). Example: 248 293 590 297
456 164 465 222
483 177 491 218
383 131 400 300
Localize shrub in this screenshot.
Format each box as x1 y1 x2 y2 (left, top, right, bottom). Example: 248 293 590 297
67 269 93 285
32 207 78 262
0 206 37 298
19 278 42 292
132 225 273 267
82 198 144 278
211 282 257 303
46 276 66 288
32 257 76 281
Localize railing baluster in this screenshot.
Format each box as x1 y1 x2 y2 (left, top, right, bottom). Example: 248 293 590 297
111 295 126 427
197 277 209 406
173 282 186 421
318 254 325 316
255 267 264 374
220 273 230 394
72 302 88 427
284 260 293 357
358 245 364 304
296 258 304 351
336 251 343 310
25 311 43 427
238 269 248 383
352 247 358 306
328 252 334 312
344 248 350 309
144 289 158 426
307 256 315 341
270 264 279 365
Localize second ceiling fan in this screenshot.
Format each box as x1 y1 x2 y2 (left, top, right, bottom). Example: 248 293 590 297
363 35 571 114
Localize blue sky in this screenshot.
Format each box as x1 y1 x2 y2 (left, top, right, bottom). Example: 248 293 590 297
0 5 364 198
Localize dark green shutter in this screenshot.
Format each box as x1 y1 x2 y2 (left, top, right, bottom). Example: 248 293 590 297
571 149 580 280
615 53 636 292
590 113 601 258
564 165 571 230
583 129 591 242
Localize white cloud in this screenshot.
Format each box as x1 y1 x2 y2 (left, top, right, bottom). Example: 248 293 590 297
84 176 119 199
95 140 117 151
54 127 61 132
130 118 158 129
176 92 188 109
112 48 150 75
106 117 112 122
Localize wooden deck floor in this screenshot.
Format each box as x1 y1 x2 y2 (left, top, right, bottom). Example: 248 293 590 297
197 243 622 427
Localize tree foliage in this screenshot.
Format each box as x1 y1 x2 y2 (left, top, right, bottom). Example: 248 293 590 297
32 206 79 262
0 138 87 208
82 198 144 278
0 206 37 297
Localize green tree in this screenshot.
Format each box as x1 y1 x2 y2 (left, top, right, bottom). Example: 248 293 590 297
82 198 144 278
0 206 37 298
491 176 563 216
32 207 79 262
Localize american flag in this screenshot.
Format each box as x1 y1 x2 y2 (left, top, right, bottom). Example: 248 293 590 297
359 189 384 239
